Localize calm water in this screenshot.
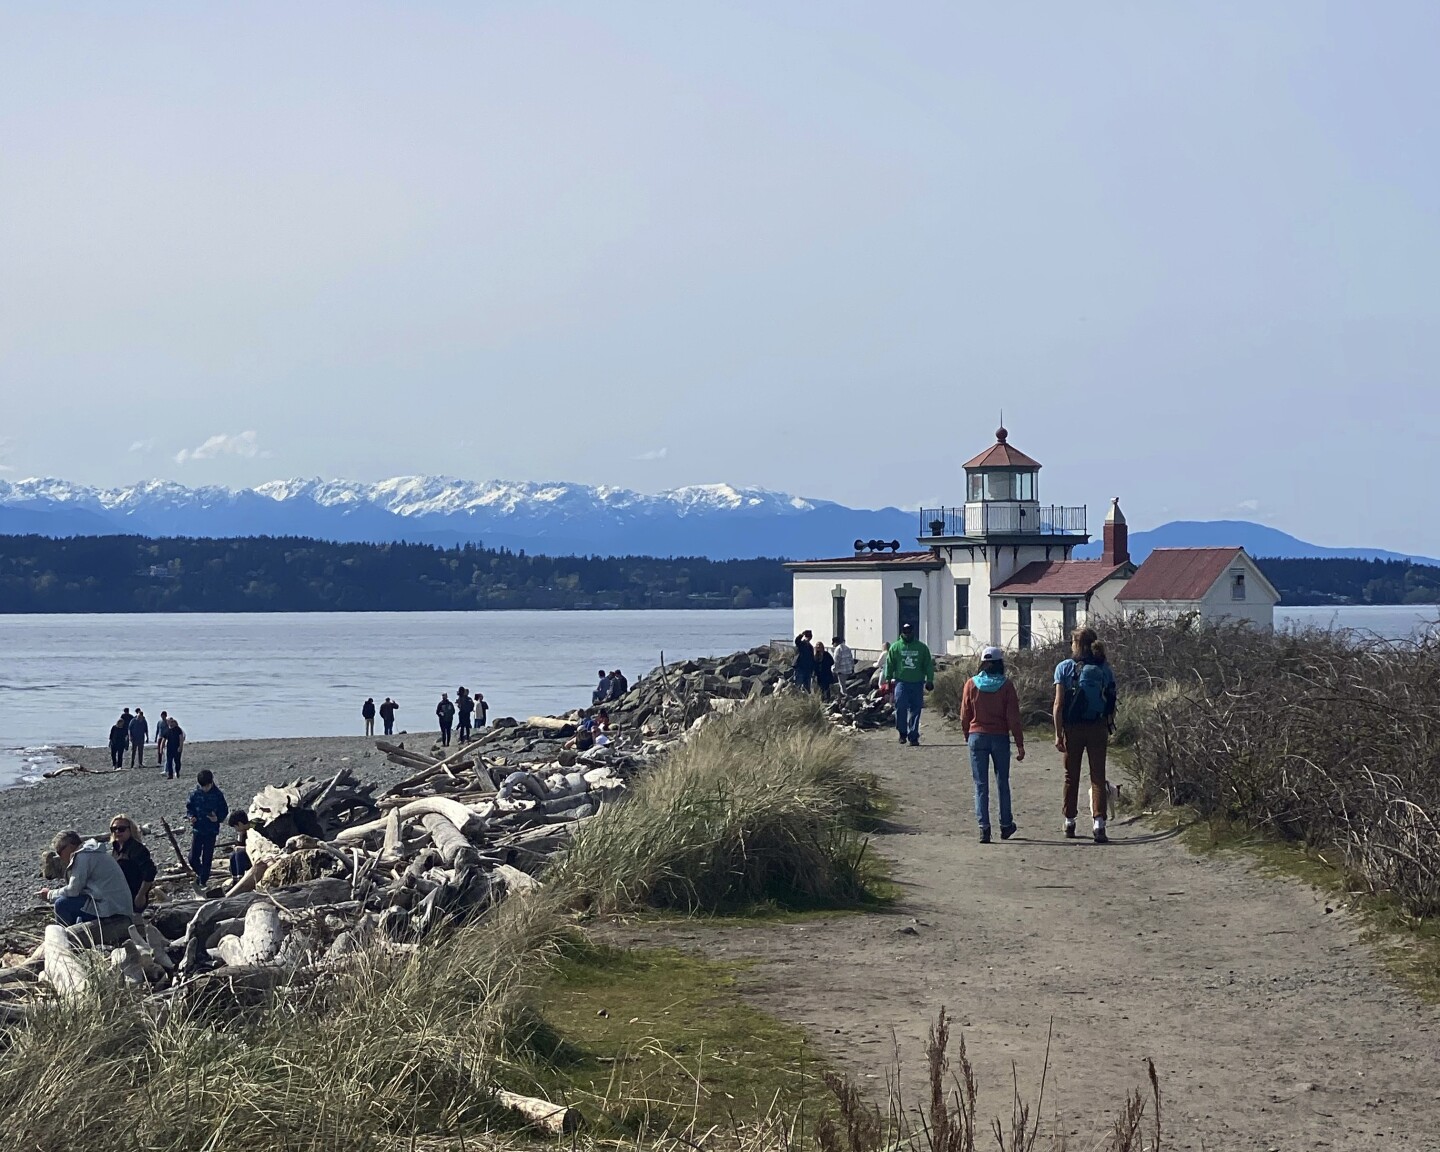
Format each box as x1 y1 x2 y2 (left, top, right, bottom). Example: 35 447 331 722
0 609 790 786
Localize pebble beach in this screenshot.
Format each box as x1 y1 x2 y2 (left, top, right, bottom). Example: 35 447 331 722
0 731 441 927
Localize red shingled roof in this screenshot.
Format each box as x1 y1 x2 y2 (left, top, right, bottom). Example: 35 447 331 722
991 560 1129 596
963 427 1042 470
785 550 943 571
1116 548 1244 602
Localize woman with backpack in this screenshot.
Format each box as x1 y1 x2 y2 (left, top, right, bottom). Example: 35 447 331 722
1053 627 1118 844
958 646 1025 844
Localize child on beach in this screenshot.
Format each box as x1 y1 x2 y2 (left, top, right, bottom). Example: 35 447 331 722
186 769 229 886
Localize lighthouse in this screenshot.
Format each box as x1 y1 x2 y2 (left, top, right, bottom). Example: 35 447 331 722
786 427 1133 656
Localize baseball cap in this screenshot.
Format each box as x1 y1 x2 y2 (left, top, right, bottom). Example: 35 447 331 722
982 645 1004 661
900 622 914 633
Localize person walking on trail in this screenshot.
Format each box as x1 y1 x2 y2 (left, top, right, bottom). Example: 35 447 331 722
160 717 186 779
1053 627 1119 844
36 829 135 945
436 693 456 747
128 709 149 768
832 637 854 697
885 622 935 746
813 641 837 702
793 630 816 692
959 646 1026 844
108 715 129 769
154 711 169 765
108 814 157 912
362 697 376 736
186 769 229 886
379 697 398 736
456 687 474 743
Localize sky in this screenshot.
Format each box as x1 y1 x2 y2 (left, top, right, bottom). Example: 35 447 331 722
2 2 1438 552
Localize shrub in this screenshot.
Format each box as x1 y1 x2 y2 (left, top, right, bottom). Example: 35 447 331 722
552 695 879 913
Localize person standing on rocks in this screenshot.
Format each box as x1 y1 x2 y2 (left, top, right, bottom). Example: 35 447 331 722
160 716 186 779
154 711 169 765
1054 628 1118 844
473 692 488 730
457 687 474 743
362 697 376 736
186 769 229 886
813 641 837 702
832 637 854 697
959 646 1026 843
128 709 149 768
436 692 456 747
379 697 398 736
108 715 129 769
885 622 935 746
793 630 816 692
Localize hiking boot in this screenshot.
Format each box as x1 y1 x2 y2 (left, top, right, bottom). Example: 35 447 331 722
979 828 992 844
908 737 920 747
897 734 907 744
1064 822 1078 839
1000 824 1018 840
1093 827 1109 845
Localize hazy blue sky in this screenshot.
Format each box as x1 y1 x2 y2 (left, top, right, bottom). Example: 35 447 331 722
3 3 1438 551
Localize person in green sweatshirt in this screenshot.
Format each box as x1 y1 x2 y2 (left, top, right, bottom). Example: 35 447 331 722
884 622 935 746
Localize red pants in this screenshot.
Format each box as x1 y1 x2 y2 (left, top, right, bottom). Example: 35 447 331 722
1062 722 1109 820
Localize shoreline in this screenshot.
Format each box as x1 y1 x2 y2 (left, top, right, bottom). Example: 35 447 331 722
0 731 440 928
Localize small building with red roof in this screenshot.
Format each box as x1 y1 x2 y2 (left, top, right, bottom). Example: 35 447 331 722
785 426 1275 657
1116 547 1279 628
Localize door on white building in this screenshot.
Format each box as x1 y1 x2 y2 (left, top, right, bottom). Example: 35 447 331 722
896 585 922 639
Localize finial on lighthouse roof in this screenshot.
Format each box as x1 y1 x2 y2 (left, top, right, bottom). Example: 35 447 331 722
995 426 1008 443
1106 497 1126 525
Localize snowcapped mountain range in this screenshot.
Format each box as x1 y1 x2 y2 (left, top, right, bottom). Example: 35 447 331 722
0 476 914 559
0 476 1432 564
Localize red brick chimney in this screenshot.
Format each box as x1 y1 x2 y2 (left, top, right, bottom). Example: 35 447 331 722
1103 497 1129 566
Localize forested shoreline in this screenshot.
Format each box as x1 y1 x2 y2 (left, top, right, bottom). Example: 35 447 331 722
0 535 788 612
0 534 1436 612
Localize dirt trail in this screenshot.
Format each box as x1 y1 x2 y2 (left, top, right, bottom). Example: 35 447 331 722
669 715 1440 1151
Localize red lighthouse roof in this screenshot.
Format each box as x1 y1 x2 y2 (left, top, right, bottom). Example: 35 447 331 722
963 426 1042 470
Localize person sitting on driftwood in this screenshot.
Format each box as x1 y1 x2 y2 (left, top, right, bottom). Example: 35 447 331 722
108 813 157 912
224 810 284 896
36 829 136 946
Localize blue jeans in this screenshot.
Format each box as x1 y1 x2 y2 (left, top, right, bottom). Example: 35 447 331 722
893 681 924 742
794 668 813 692
54 894 98 926
190 833 218 884
968 732 1013 830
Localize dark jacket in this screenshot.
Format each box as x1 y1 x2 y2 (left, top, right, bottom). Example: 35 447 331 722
379 700 396 721
109 723 129 752
793 636 815 672
112 839 157 898
362 699 376 719
436 699 455 724
187 785 229 838
814 651 836 686
458 695 474 719
129 715 149 744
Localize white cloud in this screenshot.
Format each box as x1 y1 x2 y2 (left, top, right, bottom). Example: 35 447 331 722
175 430 266 464
1237 499 1261 513
0 435 14 472
635 447 668 461
128 439 155 454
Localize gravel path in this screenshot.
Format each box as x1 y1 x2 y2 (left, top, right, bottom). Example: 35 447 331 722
0 730 443 925
662 713 1440 1151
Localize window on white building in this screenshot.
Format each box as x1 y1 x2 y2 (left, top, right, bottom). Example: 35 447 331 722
1017 599 1033 650
954 582 970 633
1062 599 1078 635
1231 572 1246 601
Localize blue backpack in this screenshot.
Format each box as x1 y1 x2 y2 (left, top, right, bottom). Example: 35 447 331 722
1064 659 1115 725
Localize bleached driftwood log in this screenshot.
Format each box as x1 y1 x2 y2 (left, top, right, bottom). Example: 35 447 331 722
495 1089 581 1135
212 903 287 967
41 925 91 999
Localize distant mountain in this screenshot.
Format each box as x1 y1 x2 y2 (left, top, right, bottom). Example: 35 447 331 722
0 476 918 560
2 478 1431 565
1076 520 1440 566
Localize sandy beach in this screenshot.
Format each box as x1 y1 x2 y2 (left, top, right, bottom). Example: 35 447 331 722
0 730 444 927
